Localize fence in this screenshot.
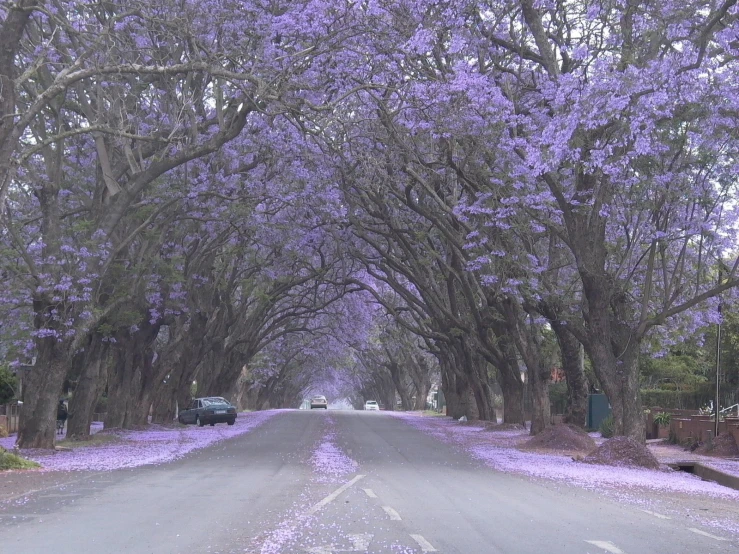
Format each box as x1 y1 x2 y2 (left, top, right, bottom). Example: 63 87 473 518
0 403 20 434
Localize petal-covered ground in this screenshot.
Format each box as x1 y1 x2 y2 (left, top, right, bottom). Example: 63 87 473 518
392 413 739 497
310 415 358 482
0 411 277 471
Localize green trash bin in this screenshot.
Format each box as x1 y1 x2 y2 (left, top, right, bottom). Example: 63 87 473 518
587 394 611 430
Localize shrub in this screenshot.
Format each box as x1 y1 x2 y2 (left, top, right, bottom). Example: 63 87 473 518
653 412 671 427
0 425 8 438
0 365 18 405
0 447 40 471
599 414 615 438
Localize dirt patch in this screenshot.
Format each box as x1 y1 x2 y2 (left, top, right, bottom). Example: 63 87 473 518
521 424 596 453
694 432 739 458
580 436 661 470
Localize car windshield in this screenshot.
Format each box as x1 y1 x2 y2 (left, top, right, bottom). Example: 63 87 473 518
366 401 377 405
313 396 326 401
202 398 228 406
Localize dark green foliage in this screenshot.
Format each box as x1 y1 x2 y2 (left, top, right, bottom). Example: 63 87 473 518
0 365 17 405
599 414 615 438
653 412 671 427
0 447 40 470
548 382 567 415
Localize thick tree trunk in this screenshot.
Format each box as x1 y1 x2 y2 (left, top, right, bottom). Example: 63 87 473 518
552 322 588 427
105 322 159 429
468 351 495 421
591 344 644 440
17 339 68 449
407 355 432 410
388 361 412 410
529 370 551 435
67 337 108 438
451 371 474 419
498 365 525 425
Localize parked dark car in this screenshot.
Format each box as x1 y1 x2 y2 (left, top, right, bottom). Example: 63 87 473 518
178 397 237 426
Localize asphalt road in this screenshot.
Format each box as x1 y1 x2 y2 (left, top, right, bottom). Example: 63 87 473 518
1 410 737 554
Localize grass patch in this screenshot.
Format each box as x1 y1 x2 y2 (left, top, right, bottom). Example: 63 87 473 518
0 448 40 471
59 433 122 448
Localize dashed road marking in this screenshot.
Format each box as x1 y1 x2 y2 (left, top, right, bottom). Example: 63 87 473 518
363 488 378 498
305 534 373 553
584 540 625 553
410 534 437 552
382 506 402 520
305 474 365 516
640 509 671 520
688 528 728 541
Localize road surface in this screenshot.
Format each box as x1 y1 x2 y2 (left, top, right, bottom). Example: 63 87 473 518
1 410 737 553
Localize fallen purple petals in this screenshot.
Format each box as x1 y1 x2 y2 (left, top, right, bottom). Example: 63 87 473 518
391 412 739 500
2 411 278 471
310 415 358 482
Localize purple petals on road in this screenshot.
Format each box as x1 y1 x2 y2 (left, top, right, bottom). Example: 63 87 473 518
392 413 739 500
5 411 278 472
311 415 358 482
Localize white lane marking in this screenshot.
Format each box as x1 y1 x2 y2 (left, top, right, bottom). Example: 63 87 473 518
382 506 402 520
410 534 437 552
305 534 373 553
688 528 728 541
363 488 378 498
305 474 366 516
584 540 625 553
640 509 671 520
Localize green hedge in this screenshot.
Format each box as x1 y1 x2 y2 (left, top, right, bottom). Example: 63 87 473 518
641 384 715 410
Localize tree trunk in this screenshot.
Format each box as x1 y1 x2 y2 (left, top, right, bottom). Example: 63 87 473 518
498 365 525 425
67 337 108 438
552 322 588 427
468 350 495 421
529 369 552 435
105 321 159 429
17 339 68 449
388 361 412 410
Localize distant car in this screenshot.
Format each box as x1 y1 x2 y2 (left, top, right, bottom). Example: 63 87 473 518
310 395 328 409
364 400 379 411
178 397 237 426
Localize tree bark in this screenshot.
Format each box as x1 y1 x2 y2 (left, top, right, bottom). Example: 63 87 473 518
66 336 108 438
551 322 588 426
16 338 68 448
388 361 412 410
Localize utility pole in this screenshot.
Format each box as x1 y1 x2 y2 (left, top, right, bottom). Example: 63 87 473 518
715 263 723 439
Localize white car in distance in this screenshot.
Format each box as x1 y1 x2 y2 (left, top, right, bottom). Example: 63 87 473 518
364 400 380 411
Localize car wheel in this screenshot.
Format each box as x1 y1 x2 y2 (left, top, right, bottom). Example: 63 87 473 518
196 416 204 427
210 423 215 426
227 420 235 426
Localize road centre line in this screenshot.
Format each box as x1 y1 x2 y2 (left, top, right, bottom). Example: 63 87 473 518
584 540 625 553
305 474 366 516
382 506 402 520
688 528 728 541
640 509 671 520
410 534 438 552
363 488 378 498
